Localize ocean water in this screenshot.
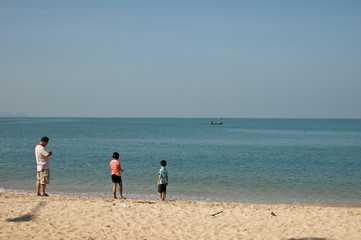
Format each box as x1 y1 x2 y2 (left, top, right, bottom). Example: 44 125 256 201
0 117 360 206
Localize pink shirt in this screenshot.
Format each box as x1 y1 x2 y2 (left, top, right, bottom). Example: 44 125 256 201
35 144 50 171
110 160 121 176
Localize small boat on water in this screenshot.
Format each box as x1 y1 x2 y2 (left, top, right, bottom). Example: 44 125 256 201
210 121 223 125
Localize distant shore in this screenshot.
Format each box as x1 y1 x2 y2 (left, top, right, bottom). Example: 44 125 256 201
0 112 27 117
1 193 360 240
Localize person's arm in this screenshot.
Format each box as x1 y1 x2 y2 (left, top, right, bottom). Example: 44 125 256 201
41 148 52 157
119 162 124 172
157 174 161 186
166 176 168 185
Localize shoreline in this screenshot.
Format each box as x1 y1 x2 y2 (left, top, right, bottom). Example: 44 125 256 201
4 192 361 208
1 193 361 239
2 187 361 208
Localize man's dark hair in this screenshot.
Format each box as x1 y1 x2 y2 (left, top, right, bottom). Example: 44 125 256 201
160 160 167 167
113 152 119 160
41 136 49 142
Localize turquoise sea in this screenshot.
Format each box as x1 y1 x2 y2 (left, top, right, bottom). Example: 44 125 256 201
0 118 360 206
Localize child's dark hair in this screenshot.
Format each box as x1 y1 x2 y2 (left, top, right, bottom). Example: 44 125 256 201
41 136 49 142
160 160 167 167
113 152 119 159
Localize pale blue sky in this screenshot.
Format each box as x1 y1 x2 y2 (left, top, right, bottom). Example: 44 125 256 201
1 0 360 118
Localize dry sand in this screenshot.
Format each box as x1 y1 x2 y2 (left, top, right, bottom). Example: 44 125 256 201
1 193 360 240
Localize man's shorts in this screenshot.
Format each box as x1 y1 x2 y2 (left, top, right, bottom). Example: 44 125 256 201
111 174 122 183
158 183 167 193
37 169 50 184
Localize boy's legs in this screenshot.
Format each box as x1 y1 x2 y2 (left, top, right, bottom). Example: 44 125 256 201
118 182 126 199
113 182 117 198
162 184 167 201
158 184 163 201
158 184 166 201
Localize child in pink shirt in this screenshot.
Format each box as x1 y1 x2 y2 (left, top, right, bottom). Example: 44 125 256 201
110 152 126 199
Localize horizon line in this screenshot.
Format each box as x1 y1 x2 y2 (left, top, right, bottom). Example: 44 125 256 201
1 115 360 120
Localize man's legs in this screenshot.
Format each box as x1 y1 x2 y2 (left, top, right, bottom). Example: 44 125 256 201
41 184 47 196
36 182 41 196
37 169 49 196
37 182 48 196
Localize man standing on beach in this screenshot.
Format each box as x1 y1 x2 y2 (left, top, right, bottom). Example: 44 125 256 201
35 136 53 196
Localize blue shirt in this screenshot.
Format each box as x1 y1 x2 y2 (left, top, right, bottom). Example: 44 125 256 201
159 167 168 184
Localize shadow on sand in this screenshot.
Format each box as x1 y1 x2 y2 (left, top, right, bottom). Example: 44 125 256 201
6 201 46 222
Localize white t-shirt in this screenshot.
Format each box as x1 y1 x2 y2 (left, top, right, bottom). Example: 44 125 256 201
35 144 50 171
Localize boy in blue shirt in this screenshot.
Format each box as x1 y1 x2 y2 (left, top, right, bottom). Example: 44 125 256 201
157 160 168 201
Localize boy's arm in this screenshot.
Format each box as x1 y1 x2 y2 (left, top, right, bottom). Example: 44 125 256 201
119 162 124 172
166 176 168 185
157 175 161 185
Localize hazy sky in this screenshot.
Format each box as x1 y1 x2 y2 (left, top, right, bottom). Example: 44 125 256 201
1 0 360 118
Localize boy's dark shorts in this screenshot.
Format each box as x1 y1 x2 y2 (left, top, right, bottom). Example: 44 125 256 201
111 174 122 183
158 184 167 193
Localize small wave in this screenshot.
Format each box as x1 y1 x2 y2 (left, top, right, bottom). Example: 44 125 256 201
0 187 33 195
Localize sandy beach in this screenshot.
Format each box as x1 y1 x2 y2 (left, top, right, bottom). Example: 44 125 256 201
1 193 360 240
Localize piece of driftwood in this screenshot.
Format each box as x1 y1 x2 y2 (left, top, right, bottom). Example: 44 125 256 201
211 210 223 216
